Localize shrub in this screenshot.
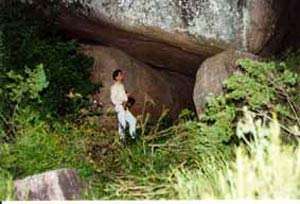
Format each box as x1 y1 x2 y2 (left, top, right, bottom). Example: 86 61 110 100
199 58 299 147
0 0 99 142
0 64 48 141
0 0 99 119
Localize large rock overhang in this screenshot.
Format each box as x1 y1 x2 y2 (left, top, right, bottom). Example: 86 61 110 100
57 11 206 77
30 0 295 76
31 0 300 118
58 1 288 48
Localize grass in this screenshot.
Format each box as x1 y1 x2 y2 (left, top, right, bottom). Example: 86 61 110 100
0 107 96 180
171 108 300 199
0 55 299 200
0 104 299 200
0 168 14 200
83 108 300 199
83 115 233 199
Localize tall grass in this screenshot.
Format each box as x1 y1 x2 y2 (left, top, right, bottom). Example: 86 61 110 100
172 107 300 199
0 168 14 200
1 105 299 200
84 110 232 199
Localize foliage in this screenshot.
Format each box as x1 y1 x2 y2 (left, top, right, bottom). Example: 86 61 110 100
0 0 299 200
226 59 297 108
170 57 300 199
83 56 300 199
3 64 48 104
84 118 231 199
0 107 95 179
0 64 49 142
283 50 300 110
0 168 14 200
0 0 99 141
172 108 300 199
0 0 98 115
0 1 99 199
0 54 299 199
198 58 299 148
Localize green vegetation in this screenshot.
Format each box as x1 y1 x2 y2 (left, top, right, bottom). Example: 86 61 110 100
83 57 300 199
0 168 14 200
0 0 99 142
173 109 300 199
0 0 299 200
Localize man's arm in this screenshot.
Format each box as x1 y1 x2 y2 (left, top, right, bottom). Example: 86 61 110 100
111 84 128 106
120 84 128 103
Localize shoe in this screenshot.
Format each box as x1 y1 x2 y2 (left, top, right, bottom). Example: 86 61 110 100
131 133 138 140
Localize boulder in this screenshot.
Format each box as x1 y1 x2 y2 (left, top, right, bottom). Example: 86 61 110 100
14 169 83 200
55 0 287 73
193 49 258 117
82 44 194 120
57 11 204 77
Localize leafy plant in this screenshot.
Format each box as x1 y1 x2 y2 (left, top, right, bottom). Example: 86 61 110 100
0 64 48 141
4 64 48 104
0 0 99 119
198 58 299 147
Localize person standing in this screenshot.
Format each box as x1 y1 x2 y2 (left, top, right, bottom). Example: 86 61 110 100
110 69 137 144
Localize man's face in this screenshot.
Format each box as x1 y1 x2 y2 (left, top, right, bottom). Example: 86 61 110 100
116 71 125 82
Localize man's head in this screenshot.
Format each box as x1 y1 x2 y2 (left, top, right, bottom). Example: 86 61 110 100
112 69 125 82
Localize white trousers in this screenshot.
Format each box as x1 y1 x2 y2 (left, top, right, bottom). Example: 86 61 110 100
115 105 137 139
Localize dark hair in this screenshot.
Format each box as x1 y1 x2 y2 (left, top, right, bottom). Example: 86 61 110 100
112 69 122 81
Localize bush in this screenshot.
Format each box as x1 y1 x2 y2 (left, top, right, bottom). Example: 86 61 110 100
0 64 48 142
0 0 99 142
199 58 299 146
0 0 98 119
